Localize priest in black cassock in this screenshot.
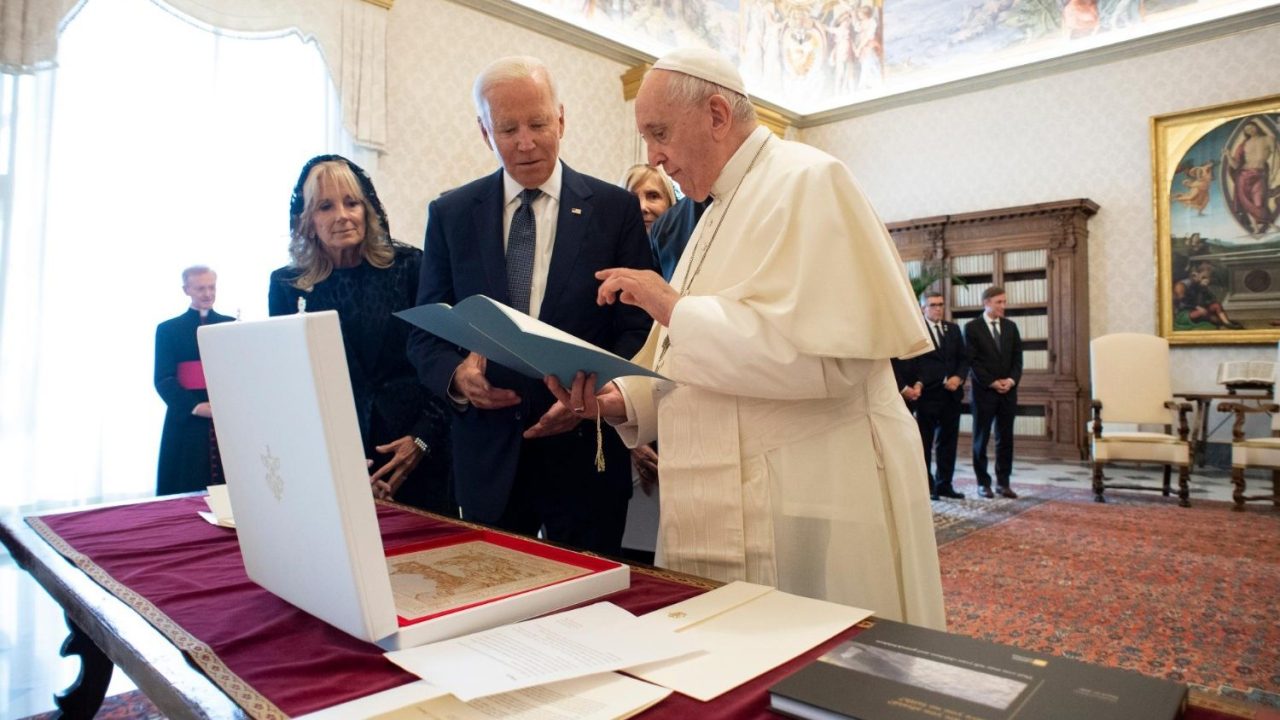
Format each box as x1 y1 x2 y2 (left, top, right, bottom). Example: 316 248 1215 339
154 266 233 496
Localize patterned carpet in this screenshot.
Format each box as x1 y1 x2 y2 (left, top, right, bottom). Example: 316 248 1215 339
933 477 1280 709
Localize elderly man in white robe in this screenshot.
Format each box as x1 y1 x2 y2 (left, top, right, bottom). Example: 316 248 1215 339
548 48 945 629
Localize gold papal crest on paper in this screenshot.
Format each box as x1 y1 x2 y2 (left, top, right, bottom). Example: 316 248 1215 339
260 445 284 501
387 541 590 618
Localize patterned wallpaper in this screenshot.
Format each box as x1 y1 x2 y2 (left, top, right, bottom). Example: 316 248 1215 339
376 0 634 250
800 21 1280 394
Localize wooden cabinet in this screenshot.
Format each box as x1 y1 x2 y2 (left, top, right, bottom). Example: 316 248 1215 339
887 199 1098 460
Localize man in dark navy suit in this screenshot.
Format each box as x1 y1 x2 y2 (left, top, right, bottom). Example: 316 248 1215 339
892 291 968 501
407 56 655 556
964 285 1022 499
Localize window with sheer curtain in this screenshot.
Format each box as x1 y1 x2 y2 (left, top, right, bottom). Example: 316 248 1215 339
0 0 356 511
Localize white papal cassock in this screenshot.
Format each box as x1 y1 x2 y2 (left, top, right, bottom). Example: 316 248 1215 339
613 126 945 630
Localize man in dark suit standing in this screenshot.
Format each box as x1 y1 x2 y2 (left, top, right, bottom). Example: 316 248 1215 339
892 291 968 501
407 56 654 556
964 285 1022 499
154 266 234 496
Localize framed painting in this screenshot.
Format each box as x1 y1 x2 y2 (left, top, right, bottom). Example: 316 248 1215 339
1153 93 1280 345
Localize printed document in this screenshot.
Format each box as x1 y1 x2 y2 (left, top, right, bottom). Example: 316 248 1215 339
385 602 698 701
625 581 871 701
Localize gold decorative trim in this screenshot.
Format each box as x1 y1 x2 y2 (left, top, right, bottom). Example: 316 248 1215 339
620 63 649 102
28 516 288 720
755 105 790 137
362 0 394 8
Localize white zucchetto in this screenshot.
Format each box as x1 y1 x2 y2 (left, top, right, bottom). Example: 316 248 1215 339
651 47 747 97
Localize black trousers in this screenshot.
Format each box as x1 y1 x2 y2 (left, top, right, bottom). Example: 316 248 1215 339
914 389 963 491
971 387 1017 487
492 427 631 558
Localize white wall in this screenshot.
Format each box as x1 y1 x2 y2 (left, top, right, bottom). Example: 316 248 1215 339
800 21 1280 396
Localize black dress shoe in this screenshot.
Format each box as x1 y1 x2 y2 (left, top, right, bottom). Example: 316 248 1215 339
997 486 1019 499
977 486 995 499
930 493 940 501
936 487 965 499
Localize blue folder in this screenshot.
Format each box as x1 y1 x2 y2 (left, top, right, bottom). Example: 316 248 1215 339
396 295 667 390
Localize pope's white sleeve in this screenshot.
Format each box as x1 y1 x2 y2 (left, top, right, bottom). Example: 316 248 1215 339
609 376 658 447
664 295 875 399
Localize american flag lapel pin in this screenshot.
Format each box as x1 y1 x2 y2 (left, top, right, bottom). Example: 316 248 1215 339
571 207 582 215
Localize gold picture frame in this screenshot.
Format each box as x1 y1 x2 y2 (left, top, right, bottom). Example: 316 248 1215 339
1152 93 1280 345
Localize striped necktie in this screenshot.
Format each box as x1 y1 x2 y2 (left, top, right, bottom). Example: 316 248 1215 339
506 188 541 314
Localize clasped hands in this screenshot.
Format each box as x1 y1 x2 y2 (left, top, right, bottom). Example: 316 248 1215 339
990 378 1015 394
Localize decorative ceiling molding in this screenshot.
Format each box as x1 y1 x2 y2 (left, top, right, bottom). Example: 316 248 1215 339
446 0 1280 130
362 0 394 8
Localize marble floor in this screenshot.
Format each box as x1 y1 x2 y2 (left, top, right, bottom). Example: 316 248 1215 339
0 453 1251 718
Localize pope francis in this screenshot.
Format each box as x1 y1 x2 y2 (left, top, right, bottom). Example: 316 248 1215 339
543 48 945 629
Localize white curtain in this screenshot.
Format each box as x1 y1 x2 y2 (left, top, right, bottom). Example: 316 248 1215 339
0 0 355 511
0 0 386 150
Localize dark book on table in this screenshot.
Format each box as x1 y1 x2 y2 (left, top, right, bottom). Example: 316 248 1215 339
769 619 1186 720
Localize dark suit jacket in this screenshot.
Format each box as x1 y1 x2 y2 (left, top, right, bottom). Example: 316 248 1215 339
892 321 968 406
963 315 1023 392
406 163 656 523
154 307 234 496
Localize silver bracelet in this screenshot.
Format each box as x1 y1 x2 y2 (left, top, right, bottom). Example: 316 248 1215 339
412 437 429 453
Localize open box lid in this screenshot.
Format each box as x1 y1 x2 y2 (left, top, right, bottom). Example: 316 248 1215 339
199 311 400 644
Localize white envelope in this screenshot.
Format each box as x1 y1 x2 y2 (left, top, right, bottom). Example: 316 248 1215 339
625 581 871 701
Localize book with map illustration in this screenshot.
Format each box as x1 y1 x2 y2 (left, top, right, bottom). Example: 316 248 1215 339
769 619 1185 720
199 311 629 651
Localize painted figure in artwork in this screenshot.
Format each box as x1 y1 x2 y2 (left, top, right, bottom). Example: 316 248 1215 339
1104 0 1144 30
1172 160 1214 215
1225 119 1280 235
1173 260 1243 329
1062 0 1100 38
826 5 858 95
853 5 882 91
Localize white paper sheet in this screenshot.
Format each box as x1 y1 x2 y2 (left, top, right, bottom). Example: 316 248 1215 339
198 485 235 528
625 581 871 701
369 673 671 720
296 681 448 720
385 602 699 701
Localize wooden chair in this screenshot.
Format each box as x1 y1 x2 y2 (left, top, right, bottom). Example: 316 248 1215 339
1089 333 1193 506
1219 344 1280 510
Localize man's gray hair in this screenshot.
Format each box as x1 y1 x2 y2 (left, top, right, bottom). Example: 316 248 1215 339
662 72 756 126
473 56 560 125
181 265 214 286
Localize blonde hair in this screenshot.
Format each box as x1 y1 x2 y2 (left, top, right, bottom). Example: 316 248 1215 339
621 164 676 208
288 161 393 291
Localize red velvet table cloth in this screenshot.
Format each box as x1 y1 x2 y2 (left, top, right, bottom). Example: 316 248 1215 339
28 497 1262 720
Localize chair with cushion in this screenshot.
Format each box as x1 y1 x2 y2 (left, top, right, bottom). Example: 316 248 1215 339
1219 343 1280 511
1089 333 1193 506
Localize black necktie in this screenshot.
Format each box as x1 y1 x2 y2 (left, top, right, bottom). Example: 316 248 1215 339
932 323 944 350
991 320 1001 350
506 188 541 314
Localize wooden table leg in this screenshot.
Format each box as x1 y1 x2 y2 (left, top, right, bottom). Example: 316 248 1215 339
53 613 114 720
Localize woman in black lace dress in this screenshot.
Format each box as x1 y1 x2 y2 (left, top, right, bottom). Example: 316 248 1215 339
269 155 453 514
